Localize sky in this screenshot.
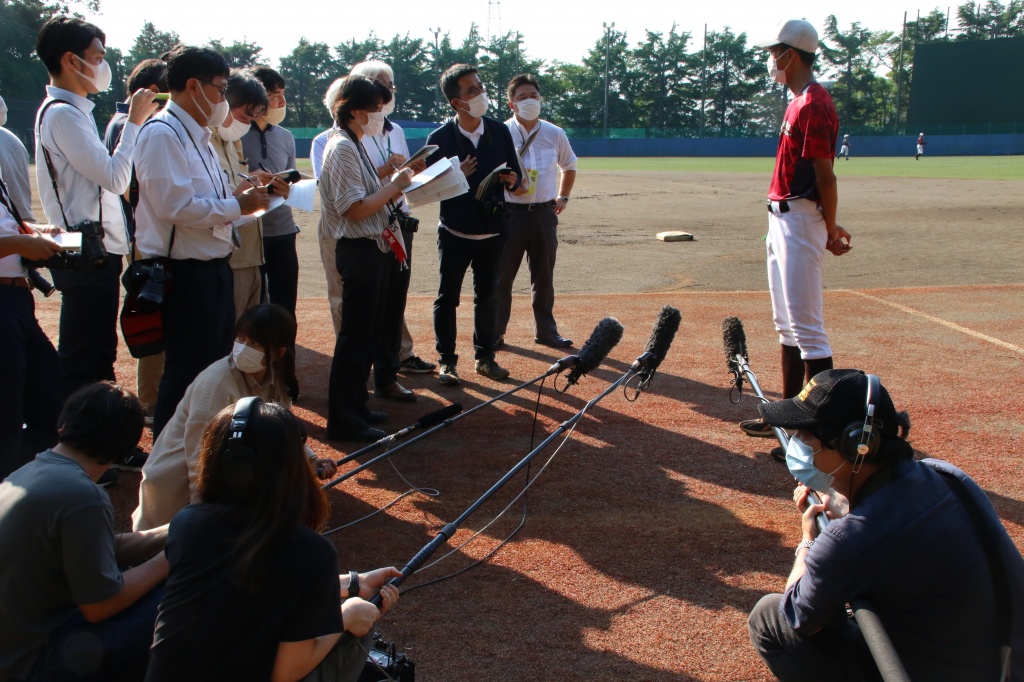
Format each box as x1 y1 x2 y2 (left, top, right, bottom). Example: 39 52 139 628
78 0 951 67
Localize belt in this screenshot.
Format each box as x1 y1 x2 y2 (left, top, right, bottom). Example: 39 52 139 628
507 201 554 212
0 276 30 289
767 200 790 214
767 198 818 215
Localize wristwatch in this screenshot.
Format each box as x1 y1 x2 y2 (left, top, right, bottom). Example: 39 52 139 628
557 196 570 203
347 570 360 598
795 539 815 556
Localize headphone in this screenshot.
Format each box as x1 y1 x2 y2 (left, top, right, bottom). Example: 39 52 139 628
223 396 264 488
836 373 881 471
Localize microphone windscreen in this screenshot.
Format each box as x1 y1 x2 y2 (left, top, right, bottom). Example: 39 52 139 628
568 317 624 382
642 306 681 372
721 316 748 369
416 402 463 429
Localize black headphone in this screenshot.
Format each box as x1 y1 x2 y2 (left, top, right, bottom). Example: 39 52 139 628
223 397 263 488
836 373 881 471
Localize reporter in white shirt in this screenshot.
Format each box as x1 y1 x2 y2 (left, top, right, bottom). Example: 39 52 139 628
133 45 270 437
33 16 159 401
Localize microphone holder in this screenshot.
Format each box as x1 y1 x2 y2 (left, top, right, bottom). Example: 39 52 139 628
322 365 569 490
730 353 911 682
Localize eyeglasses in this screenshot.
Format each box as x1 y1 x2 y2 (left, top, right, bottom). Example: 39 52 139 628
460 84 486 99
199 80 228 98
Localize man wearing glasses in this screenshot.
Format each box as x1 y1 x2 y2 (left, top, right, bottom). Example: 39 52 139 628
425 64 522 386
133 46 270 437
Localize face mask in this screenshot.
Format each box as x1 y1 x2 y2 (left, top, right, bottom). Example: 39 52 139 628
382 98 395 117
74 55 112 92
461 92 489 117
360 111 385 137
767 50 790 85
193 82 230 129
217 116 250 142
515 98 541 121
264 105 287 126
231 341 266 374
785 434 844 494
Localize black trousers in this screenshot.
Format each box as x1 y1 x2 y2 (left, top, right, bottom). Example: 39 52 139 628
50 256 123 399
152 259 234 437
327 239 397 436
497 205 560 340
261 232 298 316
0 284 61 478
433 229 505 366
372 228 413 387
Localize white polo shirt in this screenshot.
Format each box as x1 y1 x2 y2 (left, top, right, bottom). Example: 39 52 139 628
34 86 134 255
503 118 577 204
133 101 240 260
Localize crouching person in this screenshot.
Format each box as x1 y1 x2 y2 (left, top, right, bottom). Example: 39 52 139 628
0 382 168 681
145 400 399 682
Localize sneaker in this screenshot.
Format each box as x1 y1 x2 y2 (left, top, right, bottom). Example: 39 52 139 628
475 358 510 380
400 356 437 374
739 417 775 438
111 446 148 472
438 363 461 386
97 468 120 488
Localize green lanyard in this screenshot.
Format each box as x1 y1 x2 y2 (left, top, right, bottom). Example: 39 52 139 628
371 135 392 166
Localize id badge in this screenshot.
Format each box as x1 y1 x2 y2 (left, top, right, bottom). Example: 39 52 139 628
525 169 539 197
213 223 233 243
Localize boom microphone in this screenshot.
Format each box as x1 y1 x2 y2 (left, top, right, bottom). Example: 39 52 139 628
563 317 624 387
413 403 463 431
633 305 681 374
546 354 579 375
722 316 748 393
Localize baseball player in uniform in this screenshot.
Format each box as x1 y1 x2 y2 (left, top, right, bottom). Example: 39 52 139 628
741 19 853 442
839 134 850 160
916 132 926 160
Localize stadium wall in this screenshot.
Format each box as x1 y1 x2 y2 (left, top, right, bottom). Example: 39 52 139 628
295 133 1024 159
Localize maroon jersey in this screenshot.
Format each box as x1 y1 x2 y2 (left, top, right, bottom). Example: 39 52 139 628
768 83 838 202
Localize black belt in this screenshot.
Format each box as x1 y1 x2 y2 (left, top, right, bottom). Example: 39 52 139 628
767 200 790 214
0 276 29 288
507 201 554 212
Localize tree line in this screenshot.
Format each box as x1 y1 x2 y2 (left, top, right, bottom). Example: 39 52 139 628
1 0 1022 141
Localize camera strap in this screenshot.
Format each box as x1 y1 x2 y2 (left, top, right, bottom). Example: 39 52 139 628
0 178 32 236
931 465 1012 681
36 99 103 232
135 117 192 261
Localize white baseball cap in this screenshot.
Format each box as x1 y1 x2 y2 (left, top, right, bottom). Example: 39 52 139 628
753 19 819 54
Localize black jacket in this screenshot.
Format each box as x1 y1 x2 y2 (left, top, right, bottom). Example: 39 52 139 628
425 116 522 235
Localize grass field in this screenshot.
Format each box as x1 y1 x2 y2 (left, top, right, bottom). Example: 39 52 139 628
575 155 1024 180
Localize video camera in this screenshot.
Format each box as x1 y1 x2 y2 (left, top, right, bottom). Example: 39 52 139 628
22 219 108 271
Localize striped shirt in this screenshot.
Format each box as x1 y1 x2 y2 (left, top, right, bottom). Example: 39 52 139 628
317 131 391 251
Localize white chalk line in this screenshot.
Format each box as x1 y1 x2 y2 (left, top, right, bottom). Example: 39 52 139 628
839 289 1024 356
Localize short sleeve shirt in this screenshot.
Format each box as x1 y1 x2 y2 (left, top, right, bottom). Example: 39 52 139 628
146 503 344 681
0 451 122 679
768 83 838 202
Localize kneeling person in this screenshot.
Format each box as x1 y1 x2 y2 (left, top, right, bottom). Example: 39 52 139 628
0 382 168 682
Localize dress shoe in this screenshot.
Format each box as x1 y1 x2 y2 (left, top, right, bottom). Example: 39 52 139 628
366 411 387 425
535 335 573 349
377 382 416 403
328 426 387 443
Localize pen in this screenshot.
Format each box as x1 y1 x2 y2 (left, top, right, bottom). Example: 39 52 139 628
258 162 271 173
236 172 259 184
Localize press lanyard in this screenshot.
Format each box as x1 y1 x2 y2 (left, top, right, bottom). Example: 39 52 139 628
370 134 392 168
166 110 228 200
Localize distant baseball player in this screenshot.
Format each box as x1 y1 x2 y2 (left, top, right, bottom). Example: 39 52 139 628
839 134 850 160
916 132 926 160
741 19 852 444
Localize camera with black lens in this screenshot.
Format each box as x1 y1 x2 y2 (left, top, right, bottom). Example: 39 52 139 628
395 212 419 233
21 219 108 271
123 259 173 313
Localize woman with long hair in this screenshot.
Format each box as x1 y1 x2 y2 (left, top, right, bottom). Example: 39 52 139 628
319 74 416 442
146 400 400 682
132 304 337 531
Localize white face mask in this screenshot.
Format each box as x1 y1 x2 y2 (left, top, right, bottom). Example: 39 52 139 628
767 50 790 85
360 111 385 137
382 98 395 117
461 92 489 117
264 105 287 126
232 341 266 374
217 116 250 142
514 98 541 121
74 55 112 92
193 82 230 129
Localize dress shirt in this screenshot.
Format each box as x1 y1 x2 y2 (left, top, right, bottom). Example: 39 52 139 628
504 118 577 204
361 122 412 215
0 189 26 278
133 101 241 260
34 86 134 255
0 128 35 222
317 133 395 251
310 126 336 179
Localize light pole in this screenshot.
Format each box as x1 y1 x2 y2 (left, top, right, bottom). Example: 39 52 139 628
429 27 443 117
602 21 615 138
